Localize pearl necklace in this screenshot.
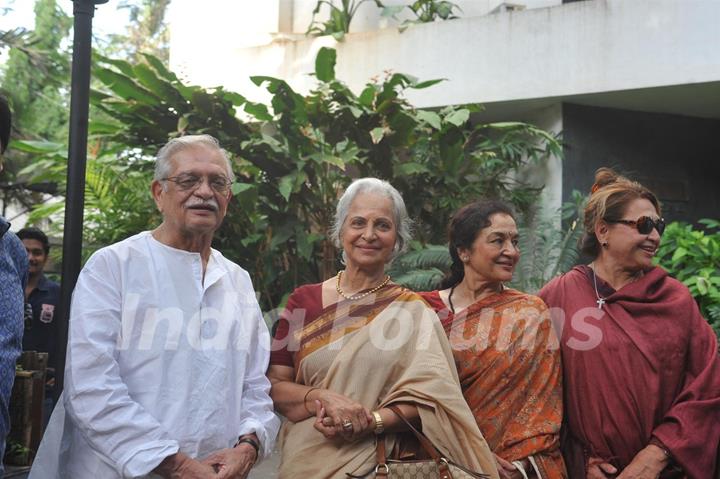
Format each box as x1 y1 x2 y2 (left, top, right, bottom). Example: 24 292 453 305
336 270 391 301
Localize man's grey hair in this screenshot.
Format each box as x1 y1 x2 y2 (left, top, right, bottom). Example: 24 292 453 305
330 177 413 262
154 134 235 184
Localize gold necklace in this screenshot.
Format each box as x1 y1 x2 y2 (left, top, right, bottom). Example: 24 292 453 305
336 270 391 301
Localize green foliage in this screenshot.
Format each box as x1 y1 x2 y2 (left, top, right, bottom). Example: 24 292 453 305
383 0 461 31
0 0 172 216
315 47 337 82
23 48 559 309
0 0 72 215
307 0 385 40
0 27 48 71
91 53 255 151
510 191 586 293
14 139 159 260
407 0 460 21
237 48 558 303
103 0 171 62
4 439 31 465
655 219 720 335
1 0 72 142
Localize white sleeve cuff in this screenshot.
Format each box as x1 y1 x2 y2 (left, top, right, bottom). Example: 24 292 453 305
236 416 280 460
119 441 179 478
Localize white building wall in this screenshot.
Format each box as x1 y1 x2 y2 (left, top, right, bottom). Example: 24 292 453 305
520 103 564 223
168 0 280 78
168 0 562 48
170 0 720 109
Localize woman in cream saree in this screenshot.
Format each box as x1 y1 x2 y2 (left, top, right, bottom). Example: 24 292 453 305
267 178 498 479
275 284 497 478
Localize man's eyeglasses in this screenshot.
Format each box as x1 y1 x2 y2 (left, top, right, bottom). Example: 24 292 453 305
607 216 666 236
163 174 232 194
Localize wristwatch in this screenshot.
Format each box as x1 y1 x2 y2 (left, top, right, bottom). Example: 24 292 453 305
235 436 260 457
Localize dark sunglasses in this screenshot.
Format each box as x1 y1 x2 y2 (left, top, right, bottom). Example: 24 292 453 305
608 216 666 236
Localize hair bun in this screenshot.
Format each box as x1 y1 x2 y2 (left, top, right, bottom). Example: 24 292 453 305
591 167 620 193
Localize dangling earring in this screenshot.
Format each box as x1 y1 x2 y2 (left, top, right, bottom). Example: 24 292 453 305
601 241 609 248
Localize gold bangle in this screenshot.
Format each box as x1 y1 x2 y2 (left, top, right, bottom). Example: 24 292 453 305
303 387 319 414
372 410 384 435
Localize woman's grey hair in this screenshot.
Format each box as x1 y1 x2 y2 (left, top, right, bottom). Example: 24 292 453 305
330 177 413 262
154 134 235 184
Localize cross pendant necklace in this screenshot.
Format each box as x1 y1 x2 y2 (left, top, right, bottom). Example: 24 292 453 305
590 263 606 310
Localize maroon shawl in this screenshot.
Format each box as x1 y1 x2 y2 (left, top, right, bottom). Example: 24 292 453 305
538 266 720 478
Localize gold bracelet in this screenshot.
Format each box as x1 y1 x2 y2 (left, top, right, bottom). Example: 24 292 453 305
303 387 319 414
372 410 384 435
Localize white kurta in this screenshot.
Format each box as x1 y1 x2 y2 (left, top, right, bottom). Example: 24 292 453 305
30 232 280 478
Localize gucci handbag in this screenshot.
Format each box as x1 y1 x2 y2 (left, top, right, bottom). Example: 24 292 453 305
348 405 489 479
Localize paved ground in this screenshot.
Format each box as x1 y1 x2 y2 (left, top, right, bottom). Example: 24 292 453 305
250 449 280 478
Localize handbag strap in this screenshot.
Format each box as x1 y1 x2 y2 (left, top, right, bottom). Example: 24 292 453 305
386 405 443 462
376 434 388 477
376 405 452 479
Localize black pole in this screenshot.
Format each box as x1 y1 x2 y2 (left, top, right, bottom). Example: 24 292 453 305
55 0 108 401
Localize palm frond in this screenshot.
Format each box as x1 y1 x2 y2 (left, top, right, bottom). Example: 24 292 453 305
392 268 445 292
391 244 451 270
0 28 53 75
388 245 450 291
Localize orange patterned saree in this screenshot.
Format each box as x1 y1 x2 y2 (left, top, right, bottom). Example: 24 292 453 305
421 289 567 479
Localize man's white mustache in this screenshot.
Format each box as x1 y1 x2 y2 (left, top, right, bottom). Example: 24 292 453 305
186 198 219 211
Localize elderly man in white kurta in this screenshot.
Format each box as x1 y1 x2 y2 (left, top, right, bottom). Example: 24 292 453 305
31 135 280 479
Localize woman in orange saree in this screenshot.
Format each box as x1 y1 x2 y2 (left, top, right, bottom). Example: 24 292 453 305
267 178 498 479
421 200 567 479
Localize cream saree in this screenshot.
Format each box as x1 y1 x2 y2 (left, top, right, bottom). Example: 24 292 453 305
278 285 498 479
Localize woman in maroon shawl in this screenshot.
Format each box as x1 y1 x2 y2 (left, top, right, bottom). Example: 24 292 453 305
539 168 720 479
